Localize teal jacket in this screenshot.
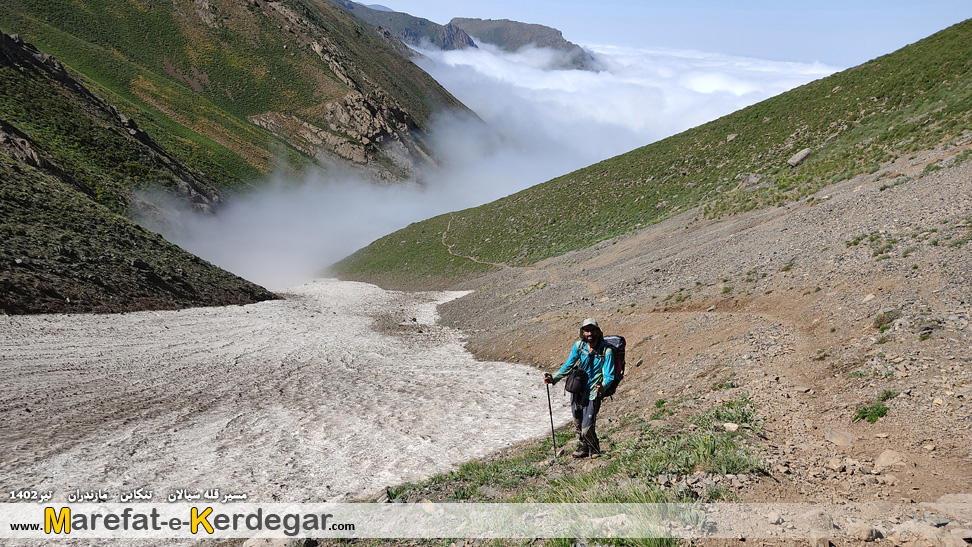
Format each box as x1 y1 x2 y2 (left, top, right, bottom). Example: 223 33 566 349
552 340 615 401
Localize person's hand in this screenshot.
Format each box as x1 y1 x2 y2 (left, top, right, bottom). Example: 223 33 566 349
543 373 553 385
595 383 602 393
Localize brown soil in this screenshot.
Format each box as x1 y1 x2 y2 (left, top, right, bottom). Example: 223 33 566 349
436 148 972 524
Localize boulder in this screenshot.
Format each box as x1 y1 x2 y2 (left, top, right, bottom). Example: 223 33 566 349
788 148 813 167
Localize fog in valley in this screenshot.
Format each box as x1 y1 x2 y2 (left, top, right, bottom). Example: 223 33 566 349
151 43 836 289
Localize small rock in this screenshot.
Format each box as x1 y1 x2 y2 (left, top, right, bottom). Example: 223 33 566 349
878 475 898 486
923 444 936 452
825 428 857 447
767 511 783 525
924 512 949 527
950 528 972 544
874 450 906 470
851 522 883 542
934 397 944 405
825 458 846 472
862 294 876 303
723 422 740 432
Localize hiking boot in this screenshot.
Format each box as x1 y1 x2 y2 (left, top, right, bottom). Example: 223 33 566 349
571 448 589 458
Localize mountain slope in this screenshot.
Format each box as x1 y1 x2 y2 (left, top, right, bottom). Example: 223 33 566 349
0 0 469 183
332 1 477 51
0 33 277 313
334 18 972 287
450 17 599 71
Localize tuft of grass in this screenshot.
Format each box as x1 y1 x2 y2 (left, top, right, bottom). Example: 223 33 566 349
650 399 672 420
711 373 739 390
878 389 899 402
873 310 902 330
853 402 889 423
384 396 765 509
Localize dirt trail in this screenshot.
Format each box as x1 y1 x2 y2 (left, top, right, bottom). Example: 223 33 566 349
0 279 567 504
439 146 972 512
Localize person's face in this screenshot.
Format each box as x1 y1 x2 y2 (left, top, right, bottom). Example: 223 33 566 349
581 328 598 344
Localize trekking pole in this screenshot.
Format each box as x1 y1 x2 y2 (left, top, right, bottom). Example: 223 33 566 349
545 379 557 457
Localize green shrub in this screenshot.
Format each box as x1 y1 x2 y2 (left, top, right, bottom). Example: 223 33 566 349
853 402 889 423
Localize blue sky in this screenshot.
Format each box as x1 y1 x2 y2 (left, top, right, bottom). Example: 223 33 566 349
372 0 971 67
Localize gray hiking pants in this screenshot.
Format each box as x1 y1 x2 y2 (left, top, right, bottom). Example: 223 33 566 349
571 393 601 454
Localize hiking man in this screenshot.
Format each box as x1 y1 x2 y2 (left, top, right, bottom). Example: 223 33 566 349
543 318 615 458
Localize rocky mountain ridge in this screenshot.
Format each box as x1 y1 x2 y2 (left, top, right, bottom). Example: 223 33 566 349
450 17 600 71
331 0 477 51
0 0 469 184
0 32 221 212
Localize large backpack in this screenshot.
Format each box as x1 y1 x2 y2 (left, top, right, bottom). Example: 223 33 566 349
598 335 626 399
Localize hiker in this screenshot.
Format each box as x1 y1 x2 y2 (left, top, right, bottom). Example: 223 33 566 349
544 318 615 458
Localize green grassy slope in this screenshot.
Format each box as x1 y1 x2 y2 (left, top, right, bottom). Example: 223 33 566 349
0 32 277 313
0 0 464 186
334 19 972 284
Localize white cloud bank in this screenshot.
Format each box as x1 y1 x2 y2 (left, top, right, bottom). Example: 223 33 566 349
152 44 837 290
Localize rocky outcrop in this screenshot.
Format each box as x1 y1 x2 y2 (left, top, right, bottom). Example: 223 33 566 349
333 0 477 51
399 22 476 50
450 17 600 71
249 88 434 180
260 2 450 179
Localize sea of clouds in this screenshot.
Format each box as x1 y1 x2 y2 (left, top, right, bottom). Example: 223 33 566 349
152 42 838 289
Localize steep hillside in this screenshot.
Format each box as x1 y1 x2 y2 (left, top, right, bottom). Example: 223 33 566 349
327 18 972 530
367 136 972 531
450 17 599 71
332 1 477 51
334 18 972 287
0 33 276 313
0 0 469 183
